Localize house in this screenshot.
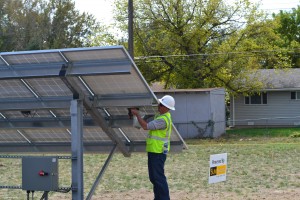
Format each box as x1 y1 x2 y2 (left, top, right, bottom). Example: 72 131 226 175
230 69 300 127
152 86 226 138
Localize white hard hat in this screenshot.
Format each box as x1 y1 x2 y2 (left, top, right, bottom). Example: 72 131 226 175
158 95 175 110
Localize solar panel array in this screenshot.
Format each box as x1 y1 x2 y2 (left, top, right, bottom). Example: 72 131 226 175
0 46 185 155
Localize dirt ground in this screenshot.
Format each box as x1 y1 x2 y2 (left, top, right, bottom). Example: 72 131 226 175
89 188 300 200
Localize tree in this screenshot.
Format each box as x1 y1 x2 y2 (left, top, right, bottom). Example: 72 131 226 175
0 0 106 51
273 6 300 68
114 0 291 94
47 0 97 48
0 0 25 50
88 26 118 47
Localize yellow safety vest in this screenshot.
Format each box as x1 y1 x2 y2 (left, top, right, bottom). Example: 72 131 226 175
146 112 172 154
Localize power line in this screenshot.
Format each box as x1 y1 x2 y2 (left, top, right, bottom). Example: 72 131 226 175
264 7 296 11
135 49 299 60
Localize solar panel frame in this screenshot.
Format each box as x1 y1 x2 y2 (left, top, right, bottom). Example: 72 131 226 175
0 46 186 154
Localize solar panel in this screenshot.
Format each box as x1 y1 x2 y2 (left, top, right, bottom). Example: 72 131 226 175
63 48 127 61
0 46 186 155
0 129 28 143
0 80 34 98
23 128 71 143
2 52 64 65
0 57 7 68
27 78 73 97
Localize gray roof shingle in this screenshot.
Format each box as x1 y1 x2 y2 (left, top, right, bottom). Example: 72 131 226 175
256 69 300 90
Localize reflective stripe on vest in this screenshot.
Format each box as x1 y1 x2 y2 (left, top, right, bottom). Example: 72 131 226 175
147 114 171 141
147 135 168 142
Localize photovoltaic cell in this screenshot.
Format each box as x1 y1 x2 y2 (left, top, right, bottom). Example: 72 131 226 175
30 110 53 118
23 128 71 143
114 127 148 141
0 129 28 143
0 58 7 68
2 110 52 118
2 110 29 119
63 49 127 62
82 127 111 142
51 108 91 118
0 80 34 98
82 68 148 95
2 52 64 65
104 107 129 116
27 78 73 97
51 109 70 117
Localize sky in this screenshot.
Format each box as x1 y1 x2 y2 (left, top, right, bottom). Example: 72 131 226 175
251 0 299 12
74 0 115 25
74 0 300 25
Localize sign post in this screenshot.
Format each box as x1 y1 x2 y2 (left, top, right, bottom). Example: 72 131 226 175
209 153 227 184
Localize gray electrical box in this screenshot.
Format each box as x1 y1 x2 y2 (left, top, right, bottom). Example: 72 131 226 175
22 156 59 191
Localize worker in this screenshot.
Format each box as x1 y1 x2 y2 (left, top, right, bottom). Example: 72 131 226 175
131 95 175 200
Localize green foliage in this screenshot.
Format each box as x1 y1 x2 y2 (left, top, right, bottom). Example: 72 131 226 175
226 127 300 138
114 0 292 94
88 26 118 47
273 6 300 68
0 0 106 51
273 6 300 46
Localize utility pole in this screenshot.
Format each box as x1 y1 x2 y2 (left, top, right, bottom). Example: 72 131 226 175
128 0 134 59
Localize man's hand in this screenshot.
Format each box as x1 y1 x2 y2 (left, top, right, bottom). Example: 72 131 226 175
131 108 139 116
130 108 148 130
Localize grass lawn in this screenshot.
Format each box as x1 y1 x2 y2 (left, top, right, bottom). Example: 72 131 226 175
0 127 300 199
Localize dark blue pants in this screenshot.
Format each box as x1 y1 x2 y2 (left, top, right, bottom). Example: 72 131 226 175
148 152 170 200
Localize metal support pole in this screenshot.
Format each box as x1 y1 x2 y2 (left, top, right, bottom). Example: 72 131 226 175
71 99 84 200
128 0 134 58
86 144 117 200
41 191 49 200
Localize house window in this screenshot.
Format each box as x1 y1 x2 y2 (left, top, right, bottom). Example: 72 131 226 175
245 93 267 104
291 91 300 100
